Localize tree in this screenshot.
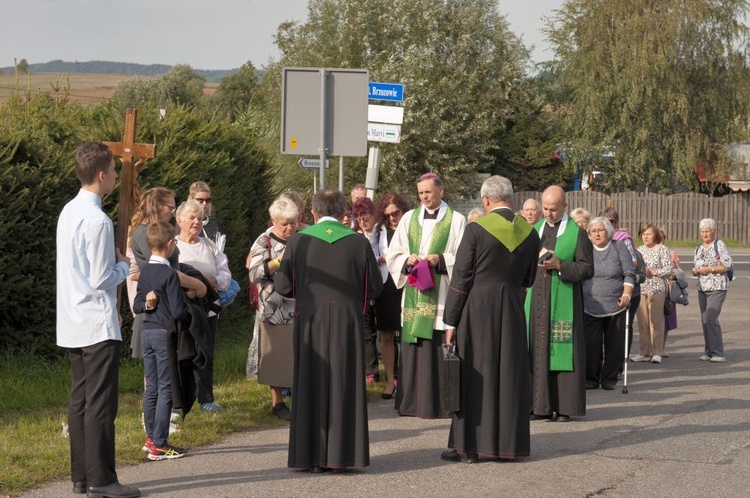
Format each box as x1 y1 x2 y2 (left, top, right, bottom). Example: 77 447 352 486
547 0 750 193
114 64 206 109
211 61 260 119
258 0 530 199
16 58 29 73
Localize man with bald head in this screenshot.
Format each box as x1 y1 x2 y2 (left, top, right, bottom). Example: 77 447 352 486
522 198 542 225
524 185 593 422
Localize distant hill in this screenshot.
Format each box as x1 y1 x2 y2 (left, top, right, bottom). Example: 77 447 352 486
0 60 239 83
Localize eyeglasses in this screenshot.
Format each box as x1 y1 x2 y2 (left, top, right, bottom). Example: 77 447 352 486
163 204 176 214
589 228 607 234
357 215 371 222
193 197 212 204
384 209 401 218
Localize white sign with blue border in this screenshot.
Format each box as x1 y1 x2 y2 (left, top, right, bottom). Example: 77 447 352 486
368 82 404 103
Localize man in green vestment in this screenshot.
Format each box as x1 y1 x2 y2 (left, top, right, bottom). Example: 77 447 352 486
275 189 383 471
525 185 594 422
441 175 539 463
386 173 466 419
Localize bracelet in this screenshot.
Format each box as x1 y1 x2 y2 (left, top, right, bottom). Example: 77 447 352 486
621 294 630 299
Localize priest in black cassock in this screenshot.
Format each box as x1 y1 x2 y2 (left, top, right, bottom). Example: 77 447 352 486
441 176 539 463
524 185 594 422
275 189 383 472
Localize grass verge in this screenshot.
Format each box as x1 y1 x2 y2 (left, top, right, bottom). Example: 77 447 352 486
0 309 390 497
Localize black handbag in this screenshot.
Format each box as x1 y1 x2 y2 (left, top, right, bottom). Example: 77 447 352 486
441 344 460 413
663 297 674 316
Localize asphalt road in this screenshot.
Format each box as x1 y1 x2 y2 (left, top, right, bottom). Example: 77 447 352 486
23 249 750 498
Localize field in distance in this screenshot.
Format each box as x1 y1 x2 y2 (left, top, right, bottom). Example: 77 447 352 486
0 72 217 104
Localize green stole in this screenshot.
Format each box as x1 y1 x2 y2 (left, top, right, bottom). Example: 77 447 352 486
474 211 533 252
299 219 356 243
401 206 454 344
524 216 578 371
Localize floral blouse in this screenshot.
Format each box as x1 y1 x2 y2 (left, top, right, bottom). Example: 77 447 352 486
248 229 295 325
694 240 733 292
637 244 673 295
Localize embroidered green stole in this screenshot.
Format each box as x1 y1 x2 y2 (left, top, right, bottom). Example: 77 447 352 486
300 220 356 243
401 206 454 344
524 218 578 371
474 211 533 252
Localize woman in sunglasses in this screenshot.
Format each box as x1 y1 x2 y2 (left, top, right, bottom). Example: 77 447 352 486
371 192 410 399
189 181 221 244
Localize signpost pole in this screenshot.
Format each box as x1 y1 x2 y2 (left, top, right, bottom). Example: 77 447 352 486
319 69 329 190
365 146 381 199
339 156 345 191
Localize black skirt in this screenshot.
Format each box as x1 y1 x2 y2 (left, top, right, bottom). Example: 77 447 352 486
374 274 402 332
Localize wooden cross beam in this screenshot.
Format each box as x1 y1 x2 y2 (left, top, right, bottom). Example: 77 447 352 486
104 108 156 253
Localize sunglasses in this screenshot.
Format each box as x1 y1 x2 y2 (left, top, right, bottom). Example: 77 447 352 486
384 209 401 218
193 197 212 204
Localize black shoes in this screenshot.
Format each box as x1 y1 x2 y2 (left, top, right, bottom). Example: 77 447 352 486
441 449 479 463
272 402 291 421
86 481 141 498
555 414 571 422
586 381 599 390
601 381 616 390
73 482 87 494
530 414 553 421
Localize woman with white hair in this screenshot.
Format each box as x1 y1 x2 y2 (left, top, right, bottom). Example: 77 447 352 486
692 218 733 362
582 217 635 390
176 200 232 412
247 196 299 420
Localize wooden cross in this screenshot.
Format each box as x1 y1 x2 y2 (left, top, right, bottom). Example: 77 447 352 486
104 108 156 253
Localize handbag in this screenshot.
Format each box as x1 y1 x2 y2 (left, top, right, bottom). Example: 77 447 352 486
663 297 674 316
440 343 460 413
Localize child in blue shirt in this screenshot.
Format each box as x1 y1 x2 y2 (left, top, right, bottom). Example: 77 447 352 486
134 221 190 460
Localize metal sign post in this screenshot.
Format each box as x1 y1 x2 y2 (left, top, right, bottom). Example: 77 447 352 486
319 69 328 189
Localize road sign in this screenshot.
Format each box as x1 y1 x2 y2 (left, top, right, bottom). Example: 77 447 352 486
368 104 404 125
367 123 401 143
298 158 330 169
280 68 369 156
368 82 404 103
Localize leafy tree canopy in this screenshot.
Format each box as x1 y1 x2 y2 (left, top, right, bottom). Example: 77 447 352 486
258 0 532 200
547 0 750 193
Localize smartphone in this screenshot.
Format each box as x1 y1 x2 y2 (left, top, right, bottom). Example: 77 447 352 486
538 249 553 264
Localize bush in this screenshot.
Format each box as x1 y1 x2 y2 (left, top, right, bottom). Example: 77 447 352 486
0 96 273 354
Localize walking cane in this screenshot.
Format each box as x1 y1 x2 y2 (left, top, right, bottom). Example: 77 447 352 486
622 308 630 394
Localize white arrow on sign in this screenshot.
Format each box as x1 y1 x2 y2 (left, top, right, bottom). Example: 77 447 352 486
367 123 401 143
298 158 330 168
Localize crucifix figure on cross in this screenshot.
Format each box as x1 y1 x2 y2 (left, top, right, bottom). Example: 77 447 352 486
104 108 156 253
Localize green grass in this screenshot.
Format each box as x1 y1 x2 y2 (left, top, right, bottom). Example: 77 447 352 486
0 308 390 497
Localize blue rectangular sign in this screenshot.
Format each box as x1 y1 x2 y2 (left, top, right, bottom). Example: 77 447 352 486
368 82 404 103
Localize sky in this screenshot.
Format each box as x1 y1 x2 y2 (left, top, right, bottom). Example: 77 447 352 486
1 0 564 70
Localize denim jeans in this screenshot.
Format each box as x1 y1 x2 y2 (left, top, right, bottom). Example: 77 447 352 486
142 329 172 447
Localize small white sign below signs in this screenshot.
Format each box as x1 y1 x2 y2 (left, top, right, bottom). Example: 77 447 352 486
368 104 404 125
367 123 401 143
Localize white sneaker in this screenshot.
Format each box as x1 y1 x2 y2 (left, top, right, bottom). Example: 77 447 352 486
698 354 711 361
651 355 662 364
630 354 651 362
710 356 727 363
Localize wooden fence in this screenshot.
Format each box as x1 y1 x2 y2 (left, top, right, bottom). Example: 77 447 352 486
453 191 750 244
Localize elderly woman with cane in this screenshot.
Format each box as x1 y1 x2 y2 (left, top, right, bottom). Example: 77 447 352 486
582 217 635 390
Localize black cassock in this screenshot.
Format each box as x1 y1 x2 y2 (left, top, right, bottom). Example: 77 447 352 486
443 209 539 458
528 219 594 417
275 227 383 469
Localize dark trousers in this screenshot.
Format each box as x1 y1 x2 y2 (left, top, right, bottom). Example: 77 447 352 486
585 312 625 386
142 329 172 447
68 340 120 487
194 315 218 403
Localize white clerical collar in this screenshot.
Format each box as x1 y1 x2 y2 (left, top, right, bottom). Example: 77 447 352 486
418 200 448 223
317 216 339 223
538 212 569 238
